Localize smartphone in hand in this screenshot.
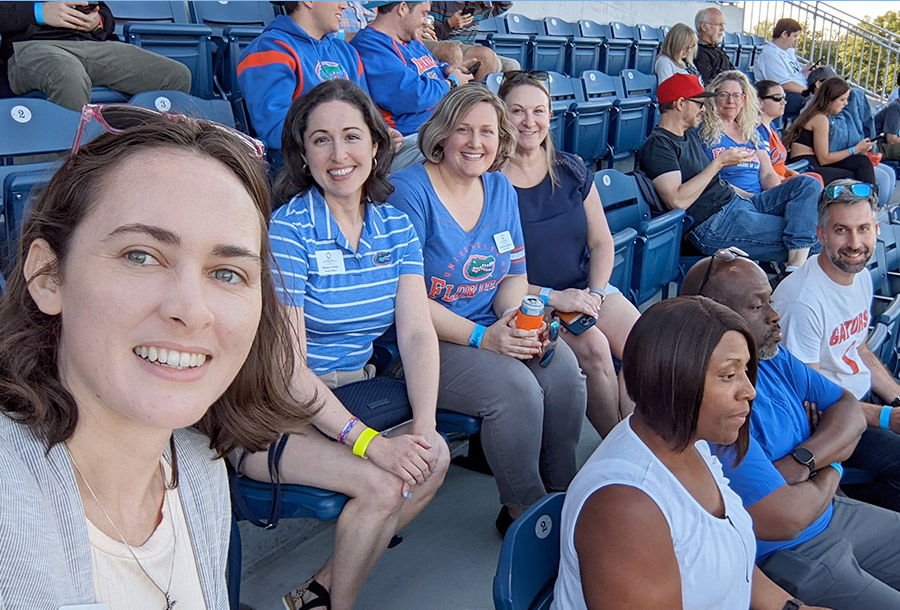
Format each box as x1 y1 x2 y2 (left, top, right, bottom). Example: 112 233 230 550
556 311 597 335
76 1 100 13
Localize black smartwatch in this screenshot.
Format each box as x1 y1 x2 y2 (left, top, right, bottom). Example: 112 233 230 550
782 598 804 610
791 446 816 475
891 396 900 408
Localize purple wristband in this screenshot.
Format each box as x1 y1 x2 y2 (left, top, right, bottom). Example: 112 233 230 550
338 416 360 444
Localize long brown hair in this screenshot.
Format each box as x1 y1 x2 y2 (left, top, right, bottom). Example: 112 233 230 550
0 115 318 457
783 76 850 149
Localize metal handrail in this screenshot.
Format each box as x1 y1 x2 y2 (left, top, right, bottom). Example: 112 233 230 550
742 0 899 101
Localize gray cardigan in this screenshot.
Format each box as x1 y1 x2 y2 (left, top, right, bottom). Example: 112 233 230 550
0 416 230 609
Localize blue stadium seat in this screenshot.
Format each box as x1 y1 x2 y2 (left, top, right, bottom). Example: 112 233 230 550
532 20 569 74
594 169 686 305
569 19 605 77
122 22 218 100
620 69 659 137
0 269 5 297
493 492 565 610
634 24 662 75
189 1 278 34
571 71 617 164
876 295 900 377
105 1 191 38
545 72 578 153
484 72 504 94
737 33 755 72
128 91 238 127
597 22 631 75
607 73 651 163
722 32 741 66
542 18 577 76
475 16 503 47
751 34 767 67
491 14 538 70
0 99 81 270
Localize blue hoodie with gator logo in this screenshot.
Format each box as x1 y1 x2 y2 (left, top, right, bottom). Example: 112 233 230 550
237 15 367 151
350 26 449 136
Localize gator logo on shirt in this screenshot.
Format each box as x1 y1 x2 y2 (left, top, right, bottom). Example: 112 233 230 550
316 61 349 81
463 254 495 281
373 251 392 266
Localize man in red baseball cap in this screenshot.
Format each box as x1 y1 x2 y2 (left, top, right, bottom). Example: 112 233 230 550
637 73 820 268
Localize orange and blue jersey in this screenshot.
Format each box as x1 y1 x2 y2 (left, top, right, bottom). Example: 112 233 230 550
350 26 449 136
237 15 367 151
389 164 527 327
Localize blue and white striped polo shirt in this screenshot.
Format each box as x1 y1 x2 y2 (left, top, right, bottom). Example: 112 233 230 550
270 189 424 375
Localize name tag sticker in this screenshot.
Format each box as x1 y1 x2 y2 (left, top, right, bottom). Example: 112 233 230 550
493 231 514 253
316 249 346 275
60 605 109 610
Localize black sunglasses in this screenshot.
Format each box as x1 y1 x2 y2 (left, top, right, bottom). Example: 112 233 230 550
502 69 550 83
761 93 786 102
698 246 750 294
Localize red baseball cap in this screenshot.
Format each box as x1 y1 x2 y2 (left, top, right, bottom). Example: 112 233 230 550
657 74 715 104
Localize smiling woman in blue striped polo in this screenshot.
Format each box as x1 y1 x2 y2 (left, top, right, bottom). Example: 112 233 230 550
236 79 449 610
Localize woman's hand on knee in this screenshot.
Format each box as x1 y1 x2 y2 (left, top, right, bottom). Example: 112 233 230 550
548 288 599 317
482 311 541 360
409 425 450 479
365 433 436 489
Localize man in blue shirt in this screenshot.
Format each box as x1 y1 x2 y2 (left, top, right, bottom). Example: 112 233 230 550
681 255 900 609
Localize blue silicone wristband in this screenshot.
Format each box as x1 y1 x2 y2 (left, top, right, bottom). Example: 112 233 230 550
848 147 855 156
34 3 45 25
469 324 486 348
830 462 844 477
448 75 460 88
881 405 893 430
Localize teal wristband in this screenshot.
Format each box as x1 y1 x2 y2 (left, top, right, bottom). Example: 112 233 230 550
448 75 460 88
848 147 855 156
539 287 551 306
830 462 844 477
881 405 893 430
34 3 45 25
469 324 486 348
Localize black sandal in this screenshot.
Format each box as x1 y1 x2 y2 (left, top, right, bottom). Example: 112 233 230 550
282 577 331 610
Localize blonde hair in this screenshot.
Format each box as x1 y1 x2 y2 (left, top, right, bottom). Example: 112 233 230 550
418 85 517 173
498 77 560 187
699 70 761 147
660 23 698 68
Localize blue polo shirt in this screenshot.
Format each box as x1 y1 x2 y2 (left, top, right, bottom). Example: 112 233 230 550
269 189 424 374
715 347 843 560
389 163 527 326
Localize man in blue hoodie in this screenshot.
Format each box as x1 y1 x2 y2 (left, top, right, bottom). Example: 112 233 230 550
237 1 367 154
351 1 471 137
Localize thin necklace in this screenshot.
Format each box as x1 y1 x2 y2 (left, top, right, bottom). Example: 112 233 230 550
68 450 178 610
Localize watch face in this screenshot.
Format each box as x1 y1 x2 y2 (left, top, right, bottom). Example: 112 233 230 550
792 447 813 464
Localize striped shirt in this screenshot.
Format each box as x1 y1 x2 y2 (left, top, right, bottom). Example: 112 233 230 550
270 189 424 375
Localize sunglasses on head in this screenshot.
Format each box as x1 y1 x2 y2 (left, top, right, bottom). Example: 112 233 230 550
761 93 786 102
824 182 876 200
502 70 550 84
539 317 560 367
69 104 265 169
698 246 750 294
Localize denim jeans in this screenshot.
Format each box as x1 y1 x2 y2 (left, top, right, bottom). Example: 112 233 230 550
842 427 900 512
433 340 586 509
688 175 822 261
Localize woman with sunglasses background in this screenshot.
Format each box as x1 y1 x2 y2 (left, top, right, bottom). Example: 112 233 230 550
389 85 587 536
498 71 640 437
0 108 316 608
237 79 449 610
655 23 704 86
755 79 825 186
783 76 878 187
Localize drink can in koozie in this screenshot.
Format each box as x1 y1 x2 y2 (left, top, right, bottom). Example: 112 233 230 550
516 295 544 330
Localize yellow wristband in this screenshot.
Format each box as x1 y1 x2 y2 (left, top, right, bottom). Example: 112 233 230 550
352 427 380 458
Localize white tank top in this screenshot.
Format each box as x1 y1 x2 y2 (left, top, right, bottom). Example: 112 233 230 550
552 415 755 610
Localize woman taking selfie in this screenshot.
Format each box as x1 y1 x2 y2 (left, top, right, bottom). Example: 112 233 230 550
389 85 587 536
499 71 639 437
0 108 311 607
240 79 449 610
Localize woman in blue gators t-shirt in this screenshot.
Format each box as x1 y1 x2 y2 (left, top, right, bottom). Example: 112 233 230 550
390 85 587 536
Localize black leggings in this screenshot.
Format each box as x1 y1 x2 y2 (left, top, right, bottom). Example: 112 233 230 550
789 153 877 186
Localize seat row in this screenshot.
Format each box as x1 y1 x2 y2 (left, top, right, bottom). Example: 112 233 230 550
477 13 766 78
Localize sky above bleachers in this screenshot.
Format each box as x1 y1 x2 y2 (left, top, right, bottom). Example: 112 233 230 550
821 1 894 20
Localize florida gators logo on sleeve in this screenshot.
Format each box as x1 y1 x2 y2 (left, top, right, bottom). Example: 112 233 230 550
316 61 350 81
463 254 495 281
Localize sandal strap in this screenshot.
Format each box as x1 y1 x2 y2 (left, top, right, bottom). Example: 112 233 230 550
298 579 331 610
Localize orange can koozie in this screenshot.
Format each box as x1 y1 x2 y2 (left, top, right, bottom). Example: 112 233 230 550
516 295 544 331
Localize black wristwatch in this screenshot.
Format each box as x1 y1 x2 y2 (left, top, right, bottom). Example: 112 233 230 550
791 447 816 475
891 396 900 408
782 598 804 610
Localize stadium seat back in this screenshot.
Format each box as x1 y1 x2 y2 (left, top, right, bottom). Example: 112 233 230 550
491 15 538 69
634 24 661 74
189 1 278 34
598 23 630 75
570 20 605 77
722 32 741 65
532 20 569 74
484 72 504 94
737 33 755 72
106 1 191 38
546 72 576 151
122 23 217 99
493 492 565 610
572 71 618 162
621 69 659 136
128 90 237 127
609 73 650 161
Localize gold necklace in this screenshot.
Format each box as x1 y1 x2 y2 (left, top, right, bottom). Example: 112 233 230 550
68 450 178 610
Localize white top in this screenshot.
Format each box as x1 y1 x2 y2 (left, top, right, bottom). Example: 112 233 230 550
773 253 873 399
655 54 703 87
551 416 755 610
754 41 807 88
88 460 206 609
